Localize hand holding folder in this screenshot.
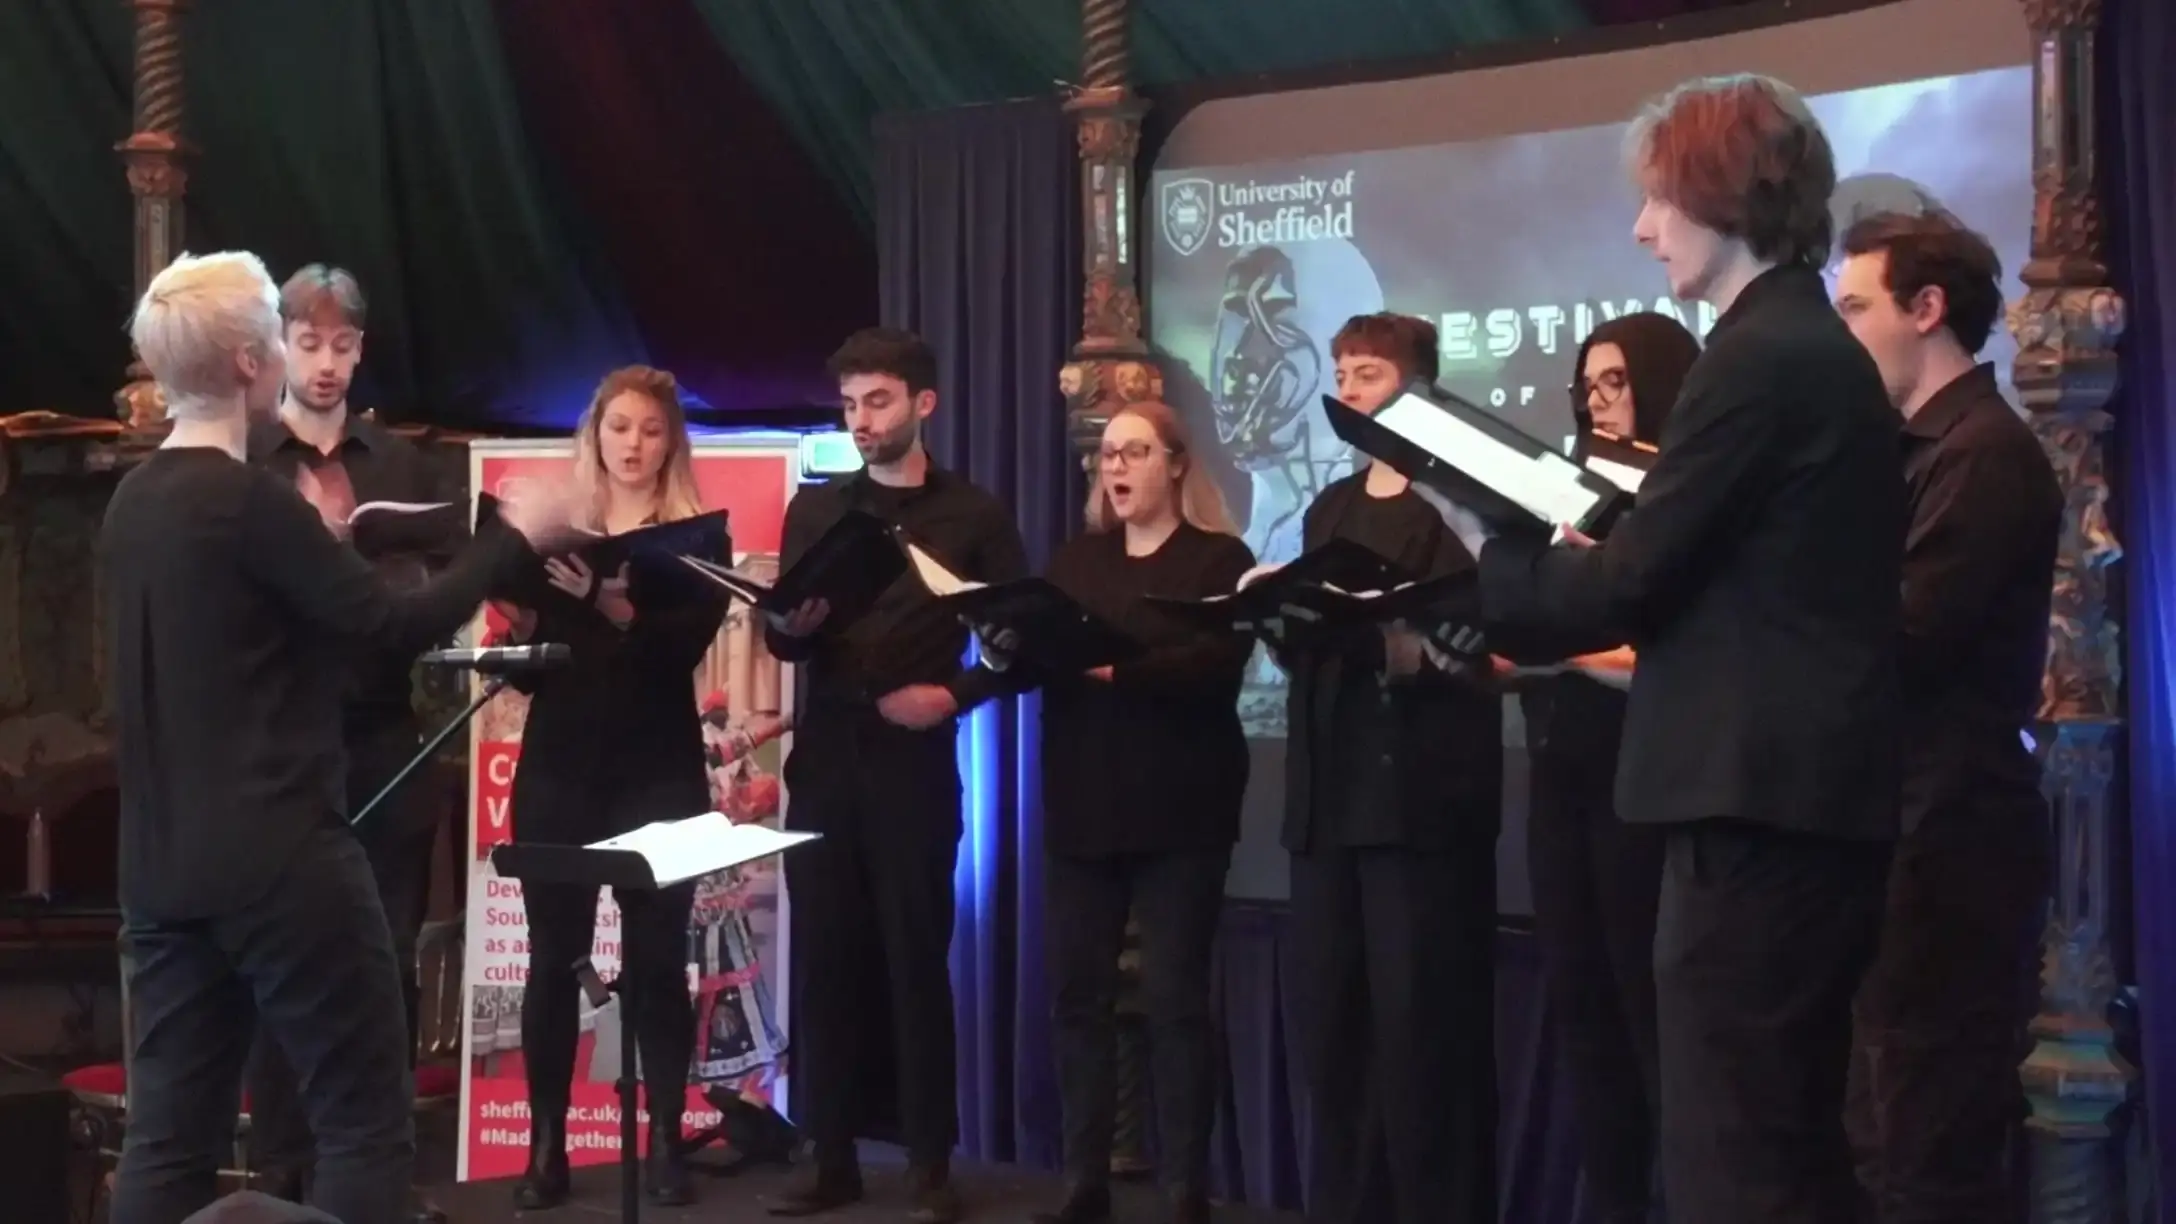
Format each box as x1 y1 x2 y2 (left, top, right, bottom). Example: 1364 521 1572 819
676 509 904 637
1324 382 1634 541
900 542 1144 674
479 493 731 617
1145 537 1477 645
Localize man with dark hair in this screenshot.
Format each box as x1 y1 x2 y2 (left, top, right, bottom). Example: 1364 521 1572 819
764 327 1027 1223
1281 311 1502 1224
242 263 456 1220
1419 75 1904 1223
1834 211 2058 1224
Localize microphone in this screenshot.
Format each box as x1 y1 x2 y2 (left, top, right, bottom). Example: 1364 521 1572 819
417 643 572 673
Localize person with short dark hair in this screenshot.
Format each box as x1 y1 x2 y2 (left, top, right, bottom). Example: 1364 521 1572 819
1418 75 1907 1223
1279 311 1503 1224
1834 209 2058 1224
764 327 1028 1224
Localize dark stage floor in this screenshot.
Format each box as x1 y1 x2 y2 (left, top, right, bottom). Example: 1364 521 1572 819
431 1153 1302 1223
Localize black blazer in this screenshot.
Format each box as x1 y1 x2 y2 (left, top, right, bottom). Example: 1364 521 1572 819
508 549 728 844
1477 265 1905 840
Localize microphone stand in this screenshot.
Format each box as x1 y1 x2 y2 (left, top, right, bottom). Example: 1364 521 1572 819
350 674 509 828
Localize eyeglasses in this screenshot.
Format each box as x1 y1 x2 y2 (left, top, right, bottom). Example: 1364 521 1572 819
1098 441 1170 466
1571 368 1630 406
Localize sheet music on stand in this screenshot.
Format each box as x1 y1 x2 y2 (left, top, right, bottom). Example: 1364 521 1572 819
584 812 819 890
1323 383 1634 538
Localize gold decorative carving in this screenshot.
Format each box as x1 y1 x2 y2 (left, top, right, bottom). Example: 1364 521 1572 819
2008 0 2133 1215
2019 0 2101 33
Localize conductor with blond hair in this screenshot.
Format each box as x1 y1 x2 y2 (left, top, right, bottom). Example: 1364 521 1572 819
98 251 567 1224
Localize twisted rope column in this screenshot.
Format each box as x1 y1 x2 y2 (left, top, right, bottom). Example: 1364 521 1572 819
113 0 193 431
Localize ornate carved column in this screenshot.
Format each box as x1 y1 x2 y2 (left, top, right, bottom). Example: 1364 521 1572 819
112 0 193 435
1059 0 1162 1180
1060 0 1163 463
2008 1 2135 1219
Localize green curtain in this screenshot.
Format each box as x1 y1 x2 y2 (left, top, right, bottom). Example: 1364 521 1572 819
0 1 136 416
0 0 640 422
689 0 1593 228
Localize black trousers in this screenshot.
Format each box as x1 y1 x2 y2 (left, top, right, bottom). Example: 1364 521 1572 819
1290 840 1497 1224
522 878 698 1123
113 827 414 1224
1844 790 2048 1224
1654 819 1890 1224
244 725 438 1180
513 759 709 1132
1045 849 1231 1193
784 726 962 1169
1527 750 1665 1224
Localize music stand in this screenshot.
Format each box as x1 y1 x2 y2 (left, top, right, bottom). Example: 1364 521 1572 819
491 817 820 1223
351 675 507 829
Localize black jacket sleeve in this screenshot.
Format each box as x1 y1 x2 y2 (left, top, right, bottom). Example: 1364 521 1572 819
1477 343 1785 639
242 474 531 660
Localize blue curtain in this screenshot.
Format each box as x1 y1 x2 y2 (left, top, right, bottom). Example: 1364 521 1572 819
2105 0 2176 1211
872 95 1086 1168
868 97 1597 1218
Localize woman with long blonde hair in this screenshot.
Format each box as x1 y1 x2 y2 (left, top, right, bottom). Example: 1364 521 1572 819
983 401 1253 1224
494 366 726 1211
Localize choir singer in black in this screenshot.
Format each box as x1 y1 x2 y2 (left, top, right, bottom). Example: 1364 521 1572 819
1420 77 1904 1224
968 401 1253 1224
1515 311 1698 1224
492 366 729 1210
241 264 456 1218
764 328 1029 1224
1834 210 2059 1223
100 251 564 1224
1281 312 1503 1224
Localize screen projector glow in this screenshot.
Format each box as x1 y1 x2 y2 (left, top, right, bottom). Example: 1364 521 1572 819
1147 62 2033 741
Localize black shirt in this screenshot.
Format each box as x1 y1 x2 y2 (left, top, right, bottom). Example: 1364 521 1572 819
1897 363 2061 821
1284 473 1504 854
1032 523 1255 857
765 466 1028 719
247 414 455 736
1478 264 1905 840
101 446 530 922
505 526 729 844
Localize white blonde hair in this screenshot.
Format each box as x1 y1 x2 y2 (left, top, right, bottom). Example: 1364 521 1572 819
128 251 281 420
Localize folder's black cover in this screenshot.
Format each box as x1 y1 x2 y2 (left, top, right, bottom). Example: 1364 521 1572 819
948 579 1146 673
680 509 905 634
1141 539 1475 638
478 495 733 614
1323 382 1633 538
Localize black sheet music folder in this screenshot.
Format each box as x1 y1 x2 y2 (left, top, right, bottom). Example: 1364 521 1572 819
963 579 1147 674
678 508 905 634
1143 538 1477 638
478 494 734 614
1323 381 1633 539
